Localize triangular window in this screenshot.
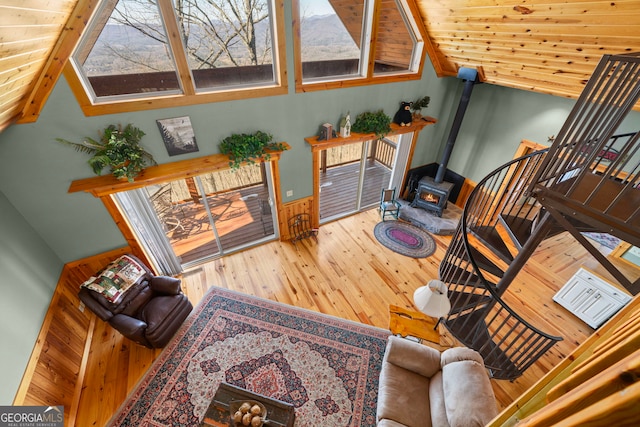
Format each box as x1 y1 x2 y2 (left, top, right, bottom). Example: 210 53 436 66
295 0 425 89
67 0 285 113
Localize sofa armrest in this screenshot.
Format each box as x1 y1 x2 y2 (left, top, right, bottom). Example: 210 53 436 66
78 288 113 322
109 314 149 347
441 347 498 427
149 276 182 295
384 335 442 378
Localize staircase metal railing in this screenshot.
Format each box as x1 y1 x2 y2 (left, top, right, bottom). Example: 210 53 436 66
529 53 640 248
440 149 563 380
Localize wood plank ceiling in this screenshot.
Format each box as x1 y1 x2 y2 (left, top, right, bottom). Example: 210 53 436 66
1 0 639 134
416 0 640 98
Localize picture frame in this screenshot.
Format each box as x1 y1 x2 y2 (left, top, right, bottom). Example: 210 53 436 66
156 116 199 156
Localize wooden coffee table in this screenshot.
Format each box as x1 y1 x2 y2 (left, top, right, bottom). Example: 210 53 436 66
200 382 295 427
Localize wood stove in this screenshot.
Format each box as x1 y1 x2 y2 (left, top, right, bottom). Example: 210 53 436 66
411 176 454 217
409 67 479 218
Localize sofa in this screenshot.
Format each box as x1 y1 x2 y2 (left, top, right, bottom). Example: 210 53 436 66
377 336 498 427
78 254 193 348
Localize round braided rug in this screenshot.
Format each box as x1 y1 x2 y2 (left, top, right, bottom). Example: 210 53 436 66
373 221 436 258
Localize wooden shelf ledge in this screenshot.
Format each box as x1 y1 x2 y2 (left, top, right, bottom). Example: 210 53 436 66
68 143 290 197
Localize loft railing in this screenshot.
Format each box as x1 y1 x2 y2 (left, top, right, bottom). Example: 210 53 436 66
528 52 640 248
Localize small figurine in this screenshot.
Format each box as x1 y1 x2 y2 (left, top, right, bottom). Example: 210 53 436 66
339 112 351 137
393 101 413 126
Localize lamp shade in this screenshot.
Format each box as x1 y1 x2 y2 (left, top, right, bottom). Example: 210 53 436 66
413 280 451 318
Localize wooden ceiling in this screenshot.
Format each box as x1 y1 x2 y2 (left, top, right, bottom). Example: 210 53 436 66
416 0 640 98
1 0 639 133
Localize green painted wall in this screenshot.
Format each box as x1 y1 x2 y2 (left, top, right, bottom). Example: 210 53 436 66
0 66 454 263
442 82 640 183
0 191 63 405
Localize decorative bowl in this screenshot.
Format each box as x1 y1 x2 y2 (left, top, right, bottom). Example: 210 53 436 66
229 400 267 427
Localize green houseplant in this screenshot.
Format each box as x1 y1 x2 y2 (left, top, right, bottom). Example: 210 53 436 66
411 95 431 117
351 110 392 139
57 124 156 182
219 130 286 169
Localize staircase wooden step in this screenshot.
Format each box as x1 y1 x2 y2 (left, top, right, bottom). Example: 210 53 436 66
469 246 506 278
469 225 514 264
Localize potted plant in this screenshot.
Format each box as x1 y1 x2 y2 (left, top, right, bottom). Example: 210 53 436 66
351 110 392 139
219 130 286 169
57 124 156 182
411 96 431 118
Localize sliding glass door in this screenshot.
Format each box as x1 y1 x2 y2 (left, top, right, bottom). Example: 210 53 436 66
319 133 412 223
125 162 277 269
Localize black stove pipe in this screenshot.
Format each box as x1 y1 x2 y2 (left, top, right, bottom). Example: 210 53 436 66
435 67 480 184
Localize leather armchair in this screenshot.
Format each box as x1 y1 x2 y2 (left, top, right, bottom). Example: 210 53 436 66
78 255 193 348
377 336 498 427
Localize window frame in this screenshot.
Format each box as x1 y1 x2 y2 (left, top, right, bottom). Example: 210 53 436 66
292 0 428 93
64 0 288 116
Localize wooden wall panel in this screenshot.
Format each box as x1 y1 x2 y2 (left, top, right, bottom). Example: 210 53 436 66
13 247 129 427
279 196 314 240
416 0 640 108
374 0 414 67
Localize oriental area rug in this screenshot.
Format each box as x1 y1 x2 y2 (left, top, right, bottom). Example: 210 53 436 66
374 220 436 258
108 287 389 427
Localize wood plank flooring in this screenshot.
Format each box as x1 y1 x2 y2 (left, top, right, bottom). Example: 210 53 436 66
74 207 625 427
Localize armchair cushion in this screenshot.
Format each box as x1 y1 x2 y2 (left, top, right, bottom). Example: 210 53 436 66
149 275 182 295
441 348 498 427
384 334 441 378
378 361 432 427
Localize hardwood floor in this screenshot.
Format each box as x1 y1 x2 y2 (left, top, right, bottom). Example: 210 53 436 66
74 207 624 426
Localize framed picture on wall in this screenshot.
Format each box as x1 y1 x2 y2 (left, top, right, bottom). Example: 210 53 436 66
156 116 199 156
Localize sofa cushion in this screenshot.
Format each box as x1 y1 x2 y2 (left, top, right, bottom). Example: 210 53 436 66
384 336 441 378
441 348 499 427
377 362 432 427
378 420 412 427
428 370 450 427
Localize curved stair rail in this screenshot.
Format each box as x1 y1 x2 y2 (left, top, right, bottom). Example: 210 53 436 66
440 149 563 380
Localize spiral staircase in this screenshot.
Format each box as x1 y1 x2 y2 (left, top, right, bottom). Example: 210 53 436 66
438 52 640 380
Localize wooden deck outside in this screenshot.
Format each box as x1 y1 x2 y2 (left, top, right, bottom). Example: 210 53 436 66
162 184 275 265
319 159 391 220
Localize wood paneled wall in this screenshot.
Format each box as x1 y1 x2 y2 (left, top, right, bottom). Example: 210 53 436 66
279 196 314 240
13 247 130 427
416 0 640 109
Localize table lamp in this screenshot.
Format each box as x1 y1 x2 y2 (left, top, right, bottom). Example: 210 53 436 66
413 279 451 318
